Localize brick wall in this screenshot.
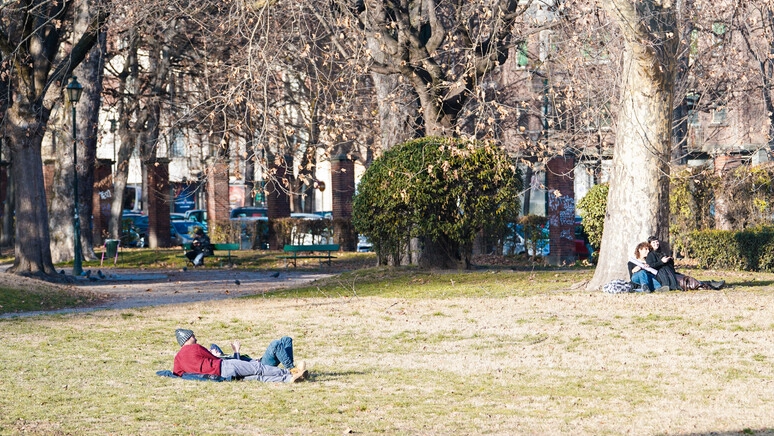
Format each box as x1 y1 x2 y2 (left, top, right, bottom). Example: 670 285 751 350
545 155 576 265
331 155 356 250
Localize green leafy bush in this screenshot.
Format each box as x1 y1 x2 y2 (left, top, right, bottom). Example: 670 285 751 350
669 166 717 256
687 226 774 271
352 137 522 268
576 183 608 251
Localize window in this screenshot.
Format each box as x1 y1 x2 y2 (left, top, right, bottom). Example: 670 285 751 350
517 41 529 68
712 22 726 56
170 130 185 157
711 106 727 125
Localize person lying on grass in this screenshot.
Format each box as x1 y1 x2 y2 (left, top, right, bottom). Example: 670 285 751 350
173 329 307 382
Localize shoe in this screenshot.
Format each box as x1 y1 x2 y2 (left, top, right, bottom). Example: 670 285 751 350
640 284 653 293
290 368 308 383
290 361 306 376
655 285 670 292
710 280 725 290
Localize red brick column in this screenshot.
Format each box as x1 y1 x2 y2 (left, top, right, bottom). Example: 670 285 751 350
147 158 171 248
331 154 356 251
545 155 576 265
205 157 230 229
267 154 292 249
91 159 113 244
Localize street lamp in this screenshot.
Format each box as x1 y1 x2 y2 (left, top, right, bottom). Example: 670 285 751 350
66 75 84 276
109 118 117 174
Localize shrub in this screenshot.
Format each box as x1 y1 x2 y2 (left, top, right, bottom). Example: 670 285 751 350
576 183 608 251
687 226 774 271
352 137 522 268
669 166 717 256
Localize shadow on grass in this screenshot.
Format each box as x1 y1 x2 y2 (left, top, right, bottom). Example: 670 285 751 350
679 429 774 436
722 280 774 288
307 370 367 382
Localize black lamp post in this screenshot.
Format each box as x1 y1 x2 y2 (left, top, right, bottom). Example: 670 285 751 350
66 76 84 276
109 118 117 174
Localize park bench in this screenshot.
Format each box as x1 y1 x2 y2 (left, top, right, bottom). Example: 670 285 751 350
277 244 340 268
181 242 240 266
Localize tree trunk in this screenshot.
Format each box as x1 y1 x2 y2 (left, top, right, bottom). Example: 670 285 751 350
50 14 106 263
588 0 678 290
6 105 57 275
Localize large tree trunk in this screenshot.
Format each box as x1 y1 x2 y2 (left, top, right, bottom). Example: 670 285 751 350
6 105 57 276
50 13 106 263
587 0 678 290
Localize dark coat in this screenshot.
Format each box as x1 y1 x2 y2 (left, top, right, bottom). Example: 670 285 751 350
646 249 680 290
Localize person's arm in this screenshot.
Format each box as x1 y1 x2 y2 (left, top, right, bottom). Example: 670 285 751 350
646 251 666 268
627 261 638 278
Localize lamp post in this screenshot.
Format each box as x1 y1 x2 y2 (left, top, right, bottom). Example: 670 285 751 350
109 118 117 174
66 76 84 276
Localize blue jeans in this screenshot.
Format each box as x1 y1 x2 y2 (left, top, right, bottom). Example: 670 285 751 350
631 270 661 291
261 336 295 369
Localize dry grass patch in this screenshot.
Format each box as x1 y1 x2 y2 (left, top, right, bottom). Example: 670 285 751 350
2 270 774 435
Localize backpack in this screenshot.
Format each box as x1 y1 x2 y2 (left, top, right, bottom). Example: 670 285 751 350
602 279 633 294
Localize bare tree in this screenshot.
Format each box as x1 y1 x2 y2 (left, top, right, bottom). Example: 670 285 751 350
0 0 107 276
587 0 679 289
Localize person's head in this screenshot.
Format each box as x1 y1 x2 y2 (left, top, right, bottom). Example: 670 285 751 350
634 242 651 259
647 236 660 251
175 328 196 346
195 228 205 236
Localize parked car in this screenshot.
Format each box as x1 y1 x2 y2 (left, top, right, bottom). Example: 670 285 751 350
185 209 207 224
357 235 373 252
170 213 186 221
230 207 267 219
291 212 323 220
170 220 207 246
122 213 148 248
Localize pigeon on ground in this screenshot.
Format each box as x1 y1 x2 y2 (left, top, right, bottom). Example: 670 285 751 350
84 270 92 278
234 279 241 286
97 270 106 279
270 271 280 278
59 270 65 275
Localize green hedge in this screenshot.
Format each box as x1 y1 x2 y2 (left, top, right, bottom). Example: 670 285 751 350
687 227 774 271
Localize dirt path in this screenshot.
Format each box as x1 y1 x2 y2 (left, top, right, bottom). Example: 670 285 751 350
0 267 333 317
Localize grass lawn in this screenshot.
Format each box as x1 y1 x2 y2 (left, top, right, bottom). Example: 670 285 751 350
2 259 774 434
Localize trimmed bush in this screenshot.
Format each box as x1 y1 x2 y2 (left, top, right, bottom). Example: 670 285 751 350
352 137 522 268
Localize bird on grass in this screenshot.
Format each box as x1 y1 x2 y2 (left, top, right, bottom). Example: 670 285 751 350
269 271 280 278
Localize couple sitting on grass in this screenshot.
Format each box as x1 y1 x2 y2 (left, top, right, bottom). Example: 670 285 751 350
627 236 724 293
173 329 308 383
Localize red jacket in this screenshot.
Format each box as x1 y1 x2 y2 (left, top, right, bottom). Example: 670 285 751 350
173 344 222 376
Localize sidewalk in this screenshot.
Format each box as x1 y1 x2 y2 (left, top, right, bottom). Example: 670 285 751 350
0 267 334 318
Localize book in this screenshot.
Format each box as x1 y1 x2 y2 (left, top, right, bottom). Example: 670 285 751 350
628 257 658 275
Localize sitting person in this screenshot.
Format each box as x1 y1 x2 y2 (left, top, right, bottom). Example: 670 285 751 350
627 242 670 292
185 229 213 266
646 236 724 291
173 329 307 382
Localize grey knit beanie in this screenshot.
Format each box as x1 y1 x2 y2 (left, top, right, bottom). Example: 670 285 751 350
175 329 194 346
